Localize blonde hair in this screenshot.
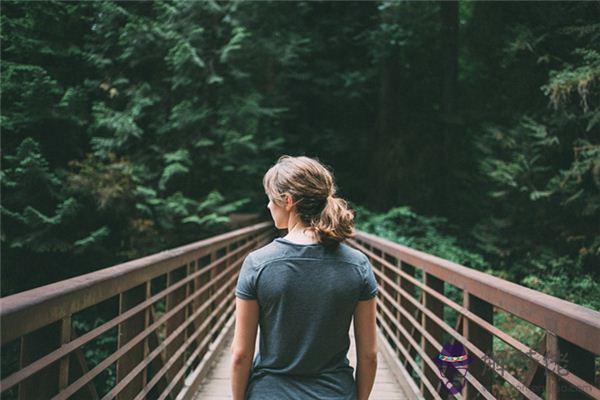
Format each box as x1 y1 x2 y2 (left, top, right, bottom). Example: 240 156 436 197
263 155 355 246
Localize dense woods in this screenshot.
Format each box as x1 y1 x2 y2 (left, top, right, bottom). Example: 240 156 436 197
1 1 599 398
1 1 598 314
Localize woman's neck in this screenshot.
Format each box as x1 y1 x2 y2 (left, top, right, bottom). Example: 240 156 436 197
285 221 319 244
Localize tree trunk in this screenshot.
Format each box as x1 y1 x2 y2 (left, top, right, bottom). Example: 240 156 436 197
367 5 407 211
438 0 460 216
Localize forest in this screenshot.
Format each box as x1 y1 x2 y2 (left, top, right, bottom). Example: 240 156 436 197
1 1 599 396
3 0 597 306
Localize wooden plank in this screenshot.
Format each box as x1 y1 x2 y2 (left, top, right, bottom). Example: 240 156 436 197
377 324 425 400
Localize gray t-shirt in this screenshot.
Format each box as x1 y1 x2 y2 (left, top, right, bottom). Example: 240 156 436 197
235 236 379 400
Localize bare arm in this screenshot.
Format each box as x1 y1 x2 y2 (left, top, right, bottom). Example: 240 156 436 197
230 297 259 400
354 297 378 400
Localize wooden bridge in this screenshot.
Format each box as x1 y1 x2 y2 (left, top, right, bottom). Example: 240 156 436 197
1 221 599 400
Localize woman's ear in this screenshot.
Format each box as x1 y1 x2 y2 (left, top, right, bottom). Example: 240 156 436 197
284 193 294 212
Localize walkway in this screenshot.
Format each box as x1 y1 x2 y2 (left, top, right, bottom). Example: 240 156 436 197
191 321 411 399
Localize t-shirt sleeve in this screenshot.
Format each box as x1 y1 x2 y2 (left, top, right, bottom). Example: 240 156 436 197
236 254 258 300
358 256 378 301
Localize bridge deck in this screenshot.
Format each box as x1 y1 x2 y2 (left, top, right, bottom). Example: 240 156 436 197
192 321 411 399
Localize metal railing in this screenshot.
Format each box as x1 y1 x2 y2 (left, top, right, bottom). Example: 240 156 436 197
348 230 600 400
3 223 598 400
0 221 274 400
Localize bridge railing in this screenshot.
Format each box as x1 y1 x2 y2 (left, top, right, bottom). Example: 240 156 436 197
348 231 600 400
0 221 274 400
3 222 598 400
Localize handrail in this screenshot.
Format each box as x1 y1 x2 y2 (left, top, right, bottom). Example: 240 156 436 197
349 230 600 400
1 221 273 345
0 221 275 400
353 230 600 354
2 222 597 400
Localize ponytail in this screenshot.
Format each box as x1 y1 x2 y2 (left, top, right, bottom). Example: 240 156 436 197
309 195 356 246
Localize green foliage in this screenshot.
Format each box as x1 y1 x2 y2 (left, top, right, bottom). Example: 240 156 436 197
0 63 64 130
66 152 135 211
470 6 599 310
1 138 78 253
542 48 600 116
1 1 288 296
353 204 486 271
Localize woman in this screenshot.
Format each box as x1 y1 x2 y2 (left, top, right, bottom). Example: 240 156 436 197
230 155 379 400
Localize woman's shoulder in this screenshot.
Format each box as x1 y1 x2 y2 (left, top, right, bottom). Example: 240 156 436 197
246 238 367 269
336 241 370 266
244 239 285 268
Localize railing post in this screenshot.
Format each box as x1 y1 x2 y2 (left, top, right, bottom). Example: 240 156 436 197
58 316 71 391
421 273 444 399
545 331 558 400
166 265 187 396
400 262 418 377
383 254 399 341
19 321 60 399
463 291 493 399
143 282 151 387
194 253 212 362
209 250 219 339
370 247 383 324
383 251 401 369
185 260 196 363
117 283 147 400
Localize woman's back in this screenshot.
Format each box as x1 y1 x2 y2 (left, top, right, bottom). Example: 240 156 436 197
235 237 378 399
